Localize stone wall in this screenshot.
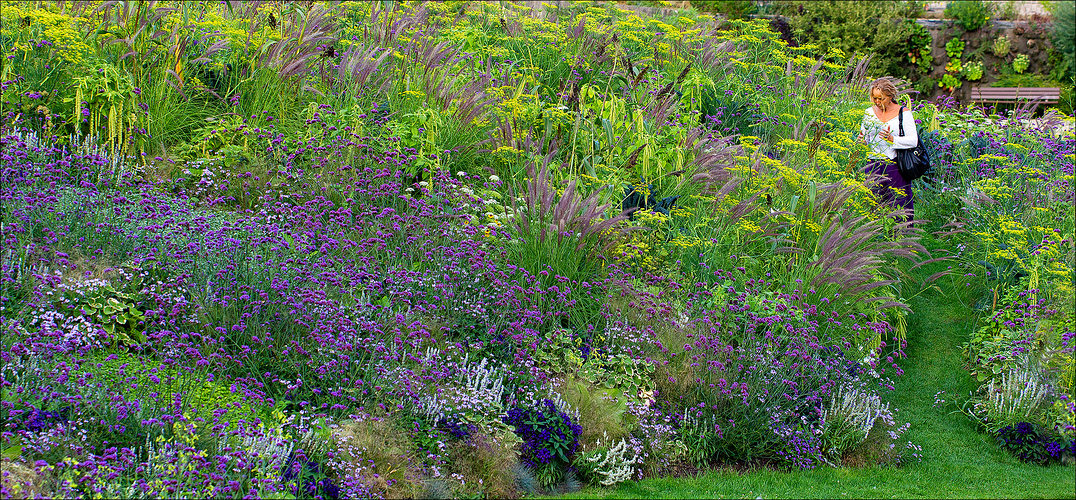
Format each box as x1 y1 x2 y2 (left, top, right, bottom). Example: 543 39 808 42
916 18 1055 102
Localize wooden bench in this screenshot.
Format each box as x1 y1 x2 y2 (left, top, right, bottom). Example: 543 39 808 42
970 87 1061 105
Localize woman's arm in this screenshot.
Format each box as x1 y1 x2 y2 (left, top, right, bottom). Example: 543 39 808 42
893 109 918 149
858 109 871 142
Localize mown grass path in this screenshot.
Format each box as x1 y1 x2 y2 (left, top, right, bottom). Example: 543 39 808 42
558 262 1076 499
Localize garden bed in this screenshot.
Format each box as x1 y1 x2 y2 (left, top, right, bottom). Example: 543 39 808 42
1 1 1073 499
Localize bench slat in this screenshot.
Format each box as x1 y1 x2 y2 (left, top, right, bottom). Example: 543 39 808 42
971 87 1060 103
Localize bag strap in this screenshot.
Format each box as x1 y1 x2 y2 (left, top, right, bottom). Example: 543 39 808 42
897 105 905 137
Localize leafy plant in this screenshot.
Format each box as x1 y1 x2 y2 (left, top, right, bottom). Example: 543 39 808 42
945 38 966 60
820 384 889 463
690 0 758 19
962 61 984 81
1050 0 1075 83
939 73 962 92
503 399 583 488
574 437 639 486
993 36 1012 58
945 0 991 31
904 21 935 73
1013 54 1030 74
996 422 1069 465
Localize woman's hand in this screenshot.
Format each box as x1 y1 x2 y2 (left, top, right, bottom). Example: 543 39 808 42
878 126 894 143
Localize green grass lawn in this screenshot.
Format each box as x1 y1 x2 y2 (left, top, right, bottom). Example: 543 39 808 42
555 259 1076 499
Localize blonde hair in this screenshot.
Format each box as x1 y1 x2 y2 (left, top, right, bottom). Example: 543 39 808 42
869 78 898 103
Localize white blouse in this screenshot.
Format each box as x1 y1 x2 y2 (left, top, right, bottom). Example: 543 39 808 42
860 107 918 160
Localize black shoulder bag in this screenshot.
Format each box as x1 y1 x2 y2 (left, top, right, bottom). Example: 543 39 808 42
895 106 931 182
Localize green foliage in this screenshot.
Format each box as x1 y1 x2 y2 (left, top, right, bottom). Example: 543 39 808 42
962 60 984 81
775 1 901 66
533 328 585 376
945 38 966 59
680 412 725 466
558 377 631 449
871 19 937 82
1013 54 1030 74
78 351 260 430
993 0 1019 21
945 1 991 31
939 73 962 92
963 310 1031 384
995 422 1067 465
904 21 935 74
772 2 933 83
579 351 654 398
900 1 928 18
689 0 757 19
55 282 147 351
993 36 1012 58
332 418 422 498
443 430 521 498
505 159 632 333
1051 0 1076 83
990 72 1061 89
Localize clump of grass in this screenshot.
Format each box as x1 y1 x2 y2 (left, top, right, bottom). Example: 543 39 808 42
446 431 521 499
557 377 630 450
329 417 422 498
0 459 53 499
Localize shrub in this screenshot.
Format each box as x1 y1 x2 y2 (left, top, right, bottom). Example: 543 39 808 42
945 1 990 31
1013 54 1031 74
775 1 901 64
1049 0 1075 83
996 422 1069 465
574 436 640 486
690 0 757 19
503 399 583 488
962 61 984 81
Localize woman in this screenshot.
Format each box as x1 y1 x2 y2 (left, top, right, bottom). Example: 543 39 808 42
858 78 918 220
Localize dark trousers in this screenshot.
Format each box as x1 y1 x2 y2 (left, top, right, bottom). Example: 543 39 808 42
865 158 913 219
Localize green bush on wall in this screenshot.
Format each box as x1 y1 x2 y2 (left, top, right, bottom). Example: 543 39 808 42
945 0 991 32
690 0 757 19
